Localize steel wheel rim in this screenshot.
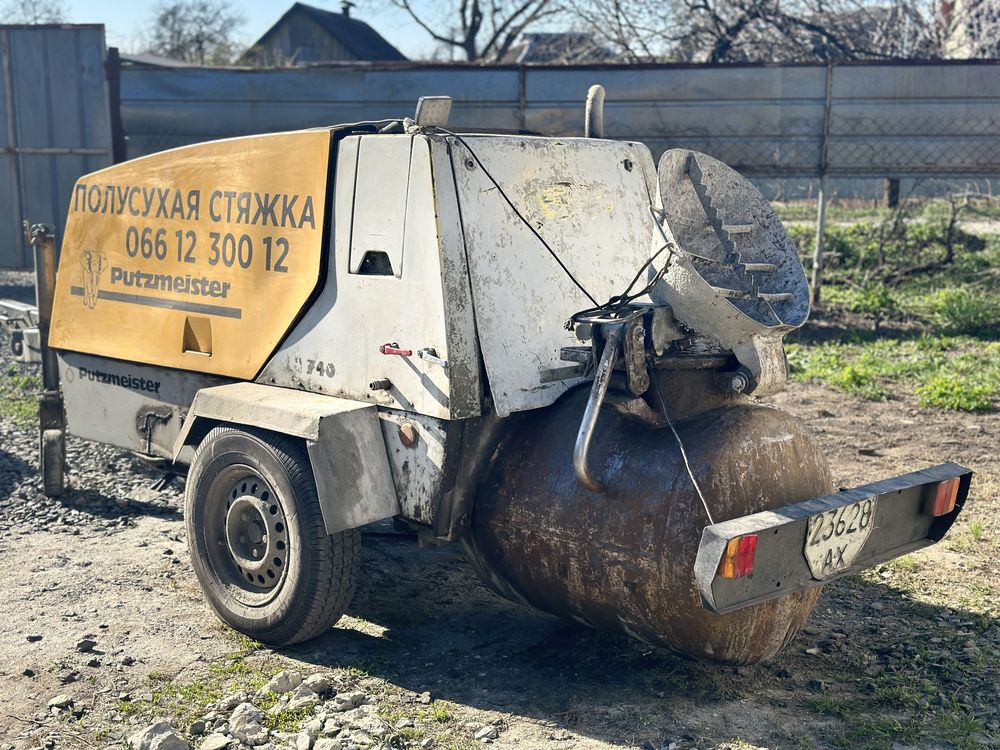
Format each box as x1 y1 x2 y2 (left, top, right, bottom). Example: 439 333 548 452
204 465 290 606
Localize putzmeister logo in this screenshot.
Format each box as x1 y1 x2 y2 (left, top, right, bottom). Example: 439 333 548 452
80 249 107 309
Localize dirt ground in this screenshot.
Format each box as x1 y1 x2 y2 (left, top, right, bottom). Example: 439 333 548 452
0 294 997 749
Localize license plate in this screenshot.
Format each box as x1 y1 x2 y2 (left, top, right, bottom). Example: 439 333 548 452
804 496 877 580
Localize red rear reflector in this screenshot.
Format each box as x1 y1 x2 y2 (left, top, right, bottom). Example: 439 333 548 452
927 477 960 517
717 534 758 579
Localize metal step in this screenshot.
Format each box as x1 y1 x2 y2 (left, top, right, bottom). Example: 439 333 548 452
711 286 754 301
759 292 794 303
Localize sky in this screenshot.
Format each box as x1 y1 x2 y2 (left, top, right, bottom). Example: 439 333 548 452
63 0 441 59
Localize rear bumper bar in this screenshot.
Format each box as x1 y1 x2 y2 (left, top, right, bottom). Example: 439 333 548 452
695 462 973 614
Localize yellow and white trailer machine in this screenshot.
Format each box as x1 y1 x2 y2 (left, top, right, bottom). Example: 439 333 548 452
1 94 971 664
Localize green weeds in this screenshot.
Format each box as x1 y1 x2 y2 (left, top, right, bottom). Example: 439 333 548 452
787 337 1000 411
0 365 40 425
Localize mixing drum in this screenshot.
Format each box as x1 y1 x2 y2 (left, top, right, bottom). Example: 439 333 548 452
467 368 833 664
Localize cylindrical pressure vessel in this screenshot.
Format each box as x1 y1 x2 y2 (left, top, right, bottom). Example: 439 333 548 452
466 370 833 664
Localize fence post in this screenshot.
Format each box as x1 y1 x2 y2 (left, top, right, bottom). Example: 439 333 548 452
106 46 127 164
811 175 828 304
518 64 526 132
811 62 834 305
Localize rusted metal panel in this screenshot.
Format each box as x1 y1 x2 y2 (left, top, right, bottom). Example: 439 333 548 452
466 371 834 664
377 408 451 527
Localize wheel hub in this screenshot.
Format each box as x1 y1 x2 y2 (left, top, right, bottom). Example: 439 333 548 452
221 476 288 590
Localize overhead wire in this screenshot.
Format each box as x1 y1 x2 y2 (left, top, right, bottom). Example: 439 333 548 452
652 372 715 526
432 125 716 525
434 126 600 307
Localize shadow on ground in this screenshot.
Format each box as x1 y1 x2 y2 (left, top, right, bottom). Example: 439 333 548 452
0 446 31 502
276 534 999 748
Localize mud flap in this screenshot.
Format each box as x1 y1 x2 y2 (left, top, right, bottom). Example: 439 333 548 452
174 382 399 534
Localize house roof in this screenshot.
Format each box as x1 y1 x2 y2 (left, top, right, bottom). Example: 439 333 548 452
253 2 407 62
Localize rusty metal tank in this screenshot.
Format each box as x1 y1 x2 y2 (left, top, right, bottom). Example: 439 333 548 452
465 368 833 664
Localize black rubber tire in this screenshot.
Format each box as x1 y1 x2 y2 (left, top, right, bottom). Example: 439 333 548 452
40 428 66 498
185 425 360 646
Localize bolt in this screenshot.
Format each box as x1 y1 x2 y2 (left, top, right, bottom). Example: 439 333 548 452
730 373 750 393
241 512 248 522
399 422 418 447
239 535 247 544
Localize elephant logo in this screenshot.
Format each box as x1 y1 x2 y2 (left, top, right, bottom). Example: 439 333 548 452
80 249 107 309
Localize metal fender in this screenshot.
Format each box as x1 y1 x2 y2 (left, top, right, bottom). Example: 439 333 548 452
173 382 399 534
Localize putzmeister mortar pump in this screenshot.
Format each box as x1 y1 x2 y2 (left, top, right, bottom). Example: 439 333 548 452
0 91 971 663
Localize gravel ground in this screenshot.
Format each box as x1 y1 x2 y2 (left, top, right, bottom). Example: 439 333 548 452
0 270 997 750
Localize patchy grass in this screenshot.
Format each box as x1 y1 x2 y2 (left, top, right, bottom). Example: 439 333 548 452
0 364 39 425
262 702 317 733
112 635 274 731
774 197 1000 225
803 696 861 719
786 336 1000 411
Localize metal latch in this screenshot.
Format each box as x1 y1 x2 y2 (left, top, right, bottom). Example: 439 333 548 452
136 407 172 456
378 342 448 369
417 347 448 369
379 342 412 356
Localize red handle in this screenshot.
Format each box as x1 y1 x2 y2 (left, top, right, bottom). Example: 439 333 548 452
379 343 412 357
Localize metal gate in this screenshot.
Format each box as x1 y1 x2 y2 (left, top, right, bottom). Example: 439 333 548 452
0 25 113 268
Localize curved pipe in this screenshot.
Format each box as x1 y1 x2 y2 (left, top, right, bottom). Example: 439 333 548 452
573 328 619 491
585 84 605 139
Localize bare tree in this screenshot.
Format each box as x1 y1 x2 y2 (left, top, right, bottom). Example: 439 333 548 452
144 0 245 65
942 0 1000 58
573 0 940 63
378 0 562 61
1 0 66 24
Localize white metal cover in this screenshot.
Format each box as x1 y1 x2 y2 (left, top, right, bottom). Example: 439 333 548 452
450 135 658 417
260 134 481 420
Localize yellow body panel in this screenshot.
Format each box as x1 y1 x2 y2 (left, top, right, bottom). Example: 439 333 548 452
50 130 331 379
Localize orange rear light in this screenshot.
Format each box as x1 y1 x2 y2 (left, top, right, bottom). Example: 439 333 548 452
717 534 758 579
926 477 960 517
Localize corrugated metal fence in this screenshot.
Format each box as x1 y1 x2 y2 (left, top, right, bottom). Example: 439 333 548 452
2 29 999 269
0 25 113 268
121 61 1000 179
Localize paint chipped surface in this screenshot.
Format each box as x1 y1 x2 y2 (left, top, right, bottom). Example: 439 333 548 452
451 135 658 417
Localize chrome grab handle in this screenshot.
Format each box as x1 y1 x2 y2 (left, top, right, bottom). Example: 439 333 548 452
573 326 620 492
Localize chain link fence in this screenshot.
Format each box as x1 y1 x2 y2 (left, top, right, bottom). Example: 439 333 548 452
115 59 1000 295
